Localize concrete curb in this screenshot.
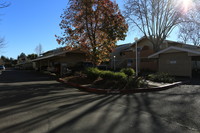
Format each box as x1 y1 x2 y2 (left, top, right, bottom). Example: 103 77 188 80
58 78 189 94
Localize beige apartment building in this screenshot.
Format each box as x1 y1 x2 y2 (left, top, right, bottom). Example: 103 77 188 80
111 37 200 77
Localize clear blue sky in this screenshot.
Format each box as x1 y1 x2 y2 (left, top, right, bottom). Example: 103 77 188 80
0 0 178 59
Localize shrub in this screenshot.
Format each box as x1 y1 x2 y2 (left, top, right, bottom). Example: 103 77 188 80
113 72 127 80
148 72 175 83
100 71 127 81
120 68 135 77
85 67 101 80
94 69 147 89
100 70 114 80
125 77 148 89
135 77 148 88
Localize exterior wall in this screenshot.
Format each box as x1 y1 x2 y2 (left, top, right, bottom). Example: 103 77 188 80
112 37 198 74
123 49 158 71
23 62 34 69
123 40 158 71
55 53 86 67
35 52 87 75
159 52 192 77
110 43 132 69
120 39 189 72
137 39 154 50
16 62 35 70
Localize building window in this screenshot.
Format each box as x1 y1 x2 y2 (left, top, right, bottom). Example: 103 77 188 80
127 59 133 63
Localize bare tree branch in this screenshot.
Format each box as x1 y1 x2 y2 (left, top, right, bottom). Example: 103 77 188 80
0 37 5 49
0 1 10 8
0 1 10 51
124 0 183 51
178 0 200 45
35 44 43 56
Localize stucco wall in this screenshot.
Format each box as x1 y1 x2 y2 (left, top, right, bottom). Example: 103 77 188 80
159 52 192 77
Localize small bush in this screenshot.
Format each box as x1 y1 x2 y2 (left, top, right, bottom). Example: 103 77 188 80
100 71 114 80
120 68 135 77
125 77 148 89
100 70 127 81
93 69 147 89
148 72 175 83
85 67 101 80
113 72 127 80
135 77 148 88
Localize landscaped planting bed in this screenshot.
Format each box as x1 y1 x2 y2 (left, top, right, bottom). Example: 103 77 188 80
60 68 183 94
63 68 147 89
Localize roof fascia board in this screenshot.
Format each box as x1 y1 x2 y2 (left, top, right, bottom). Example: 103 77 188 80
148 46 200 58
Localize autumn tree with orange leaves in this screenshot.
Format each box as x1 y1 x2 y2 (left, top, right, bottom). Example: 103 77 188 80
57 0 128 65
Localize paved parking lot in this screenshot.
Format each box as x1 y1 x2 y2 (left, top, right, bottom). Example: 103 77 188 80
0 70 200 133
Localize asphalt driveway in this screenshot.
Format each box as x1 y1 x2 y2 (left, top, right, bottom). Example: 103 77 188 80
0 70 200 133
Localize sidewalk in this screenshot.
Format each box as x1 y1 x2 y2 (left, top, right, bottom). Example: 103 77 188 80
147 80 173 88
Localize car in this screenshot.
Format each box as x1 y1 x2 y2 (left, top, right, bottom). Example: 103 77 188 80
0 65 5 71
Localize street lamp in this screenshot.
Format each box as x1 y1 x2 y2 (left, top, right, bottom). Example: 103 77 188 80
113 56 116 71
134 37 138 77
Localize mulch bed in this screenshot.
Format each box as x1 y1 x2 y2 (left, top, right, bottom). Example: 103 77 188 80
64 76 95 85
59 75 185 94
61 75 185 94
62 76 147 90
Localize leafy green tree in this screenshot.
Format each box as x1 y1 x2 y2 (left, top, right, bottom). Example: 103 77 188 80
27 54 38 60
57 0 128 65
18 53 26 59
17 53 27 63
0 55 6 61
0 56 16 67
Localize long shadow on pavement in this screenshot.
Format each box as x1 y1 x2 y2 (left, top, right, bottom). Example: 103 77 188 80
0 70 200 133
0 70 56 83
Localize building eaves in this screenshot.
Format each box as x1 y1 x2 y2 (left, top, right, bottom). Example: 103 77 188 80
32 50 68 62
148 46 200 58
32 48 86 62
